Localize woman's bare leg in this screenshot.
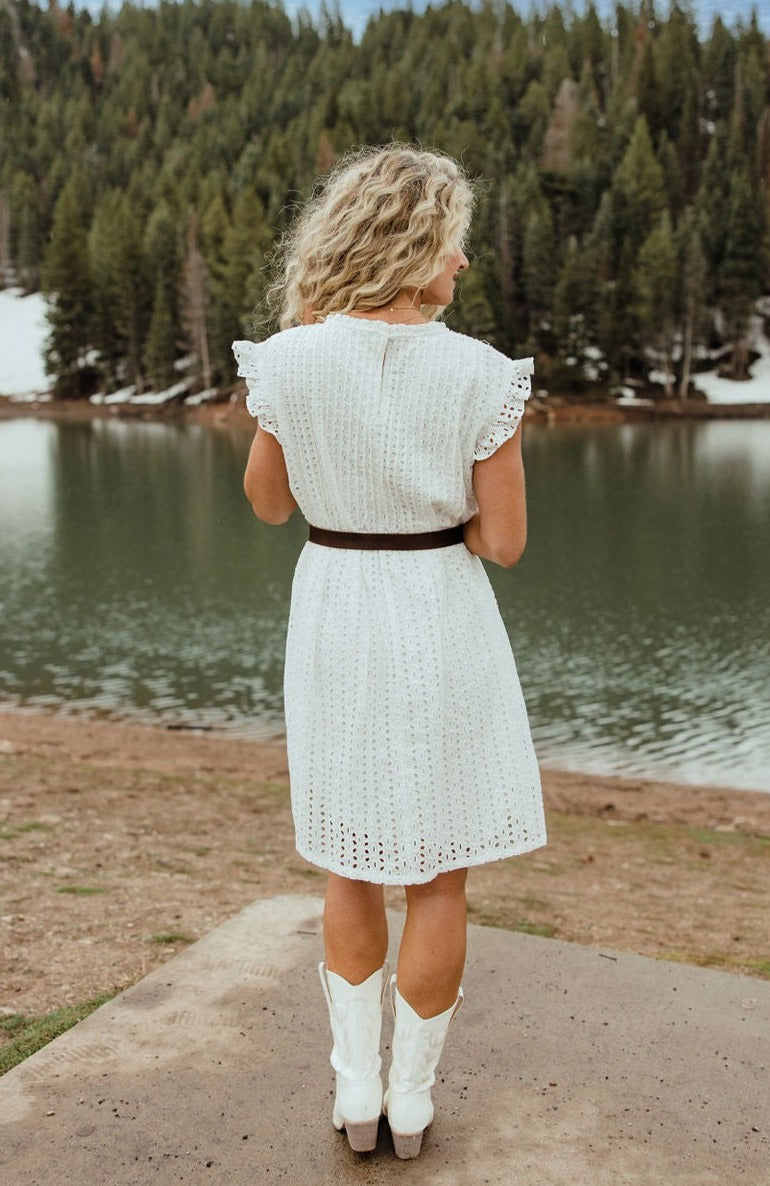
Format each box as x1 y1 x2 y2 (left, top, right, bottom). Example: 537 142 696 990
323 873 389 983
397 868 468 1017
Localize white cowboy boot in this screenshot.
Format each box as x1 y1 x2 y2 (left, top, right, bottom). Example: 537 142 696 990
383 975 464 1159
318 961 389 1152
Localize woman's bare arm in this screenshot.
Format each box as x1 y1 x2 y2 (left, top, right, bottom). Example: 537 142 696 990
243 426 298 525
464 426 527 568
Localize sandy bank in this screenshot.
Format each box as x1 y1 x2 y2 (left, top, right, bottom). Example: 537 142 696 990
1 709 768 1021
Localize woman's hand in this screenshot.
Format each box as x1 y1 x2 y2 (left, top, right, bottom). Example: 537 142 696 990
243 426 298 524
464 426 527 568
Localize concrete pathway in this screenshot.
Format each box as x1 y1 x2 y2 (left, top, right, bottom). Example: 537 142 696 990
1 895 768 1185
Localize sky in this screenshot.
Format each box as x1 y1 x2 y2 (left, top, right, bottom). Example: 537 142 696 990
70 0 768 38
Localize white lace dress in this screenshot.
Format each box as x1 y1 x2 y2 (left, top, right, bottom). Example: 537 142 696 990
233 315 546 884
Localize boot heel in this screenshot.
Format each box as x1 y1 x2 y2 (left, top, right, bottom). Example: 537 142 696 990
319 962 389 1153
344 1116 380 1152
384 980 464 1160
391 1129 424 1159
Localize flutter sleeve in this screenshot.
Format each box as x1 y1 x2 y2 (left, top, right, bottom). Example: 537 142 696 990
232 339 280 440
473 350 534 461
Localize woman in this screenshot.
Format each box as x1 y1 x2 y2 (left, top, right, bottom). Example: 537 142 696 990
233 144 546 1159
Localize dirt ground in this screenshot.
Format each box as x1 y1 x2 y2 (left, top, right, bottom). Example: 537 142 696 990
1 709 769 1033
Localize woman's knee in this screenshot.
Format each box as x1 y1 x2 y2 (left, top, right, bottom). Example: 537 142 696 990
404 867 468 906
325 873 384 909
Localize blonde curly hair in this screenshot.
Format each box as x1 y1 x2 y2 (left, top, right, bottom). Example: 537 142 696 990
270 144 475 329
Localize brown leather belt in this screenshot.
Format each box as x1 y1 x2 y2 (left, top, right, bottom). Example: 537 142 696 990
308 524 465 550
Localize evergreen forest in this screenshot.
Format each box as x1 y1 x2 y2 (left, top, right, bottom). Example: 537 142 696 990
1 0 768 400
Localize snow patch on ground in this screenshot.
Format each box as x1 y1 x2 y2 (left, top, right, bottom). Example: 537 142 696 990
90 386 136 406
0 289 50 397
616 389 654 407
131 380 190 406
184 388 219 406
3 286 770 409
692 323 770 405
0 288 205 408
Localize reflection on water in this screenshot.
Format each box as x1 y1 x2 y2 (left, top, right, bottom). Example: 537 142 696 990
0 417 768 791
493 421 770 790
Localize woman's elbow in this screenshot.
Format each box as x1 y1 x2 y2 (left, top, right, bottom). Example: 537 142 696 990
243 479 295 525
481 517 527 568
493 536 526 569
255 503 294 525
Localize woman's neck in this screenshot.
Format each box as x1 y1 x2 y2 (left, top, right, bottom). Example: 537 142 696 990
346 289 428 325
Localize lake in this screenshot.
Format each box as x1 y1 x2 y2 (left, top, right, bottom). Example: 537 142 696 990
0 416 768 792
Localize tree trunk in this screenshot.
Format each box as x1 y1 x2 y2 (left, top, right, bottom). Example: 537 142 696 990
0 191 10 284
181 213 212 392
732 332 750 380
678 293 694 401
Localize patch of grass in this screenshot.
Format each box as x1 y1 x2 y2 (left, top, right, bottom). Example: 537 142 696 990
527 859 565 876
689 827 770 849
657 948 706 968
657 948 756 975
691 827 743 847
515 920 557 938
0 821 54 841
0 1014 29 1038
519 895 551 912
56 885 106 895
291 863 323 878
0 993 117 1077
467 903 557 940
149 932 194 945
746 960 770 980
260 780 291 802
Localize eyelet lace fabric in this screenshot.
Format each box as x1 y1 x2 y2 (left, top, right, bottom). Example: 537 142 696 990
232 339 281 439
473 355 534 461
232 319 546 884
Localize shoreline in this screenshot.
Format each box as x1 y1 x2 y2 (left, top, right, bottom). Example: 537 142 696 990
2 701 769 810
1 708 769 1021
2 392 770 430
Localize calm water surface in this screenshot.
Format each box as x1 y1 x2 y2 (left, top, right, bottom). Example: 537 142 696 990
1 417 768 791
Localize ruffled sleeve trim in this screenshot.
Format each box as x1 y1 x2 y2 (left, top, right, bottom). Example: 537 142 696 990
473 353 533 461
232 339 280 440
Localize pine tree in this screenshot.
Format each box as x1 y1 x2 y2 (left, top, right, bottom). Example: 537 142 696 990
677 208 707 400
452 267 496 342
0 190 9 283
656 4 700 144
695 129 731 302
634 212 677 396
522 209 557 341
88 190 149 391
144 275 177 390
180 212 212 392
8 172 45 291
517 80 552 159
703 17 737 124
553 237 601 391
720 169 764 377
142 199 183 388
220 189 271 337
636 36 662 142
611 116 668 261
675 79 702 202
41 180 95 398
